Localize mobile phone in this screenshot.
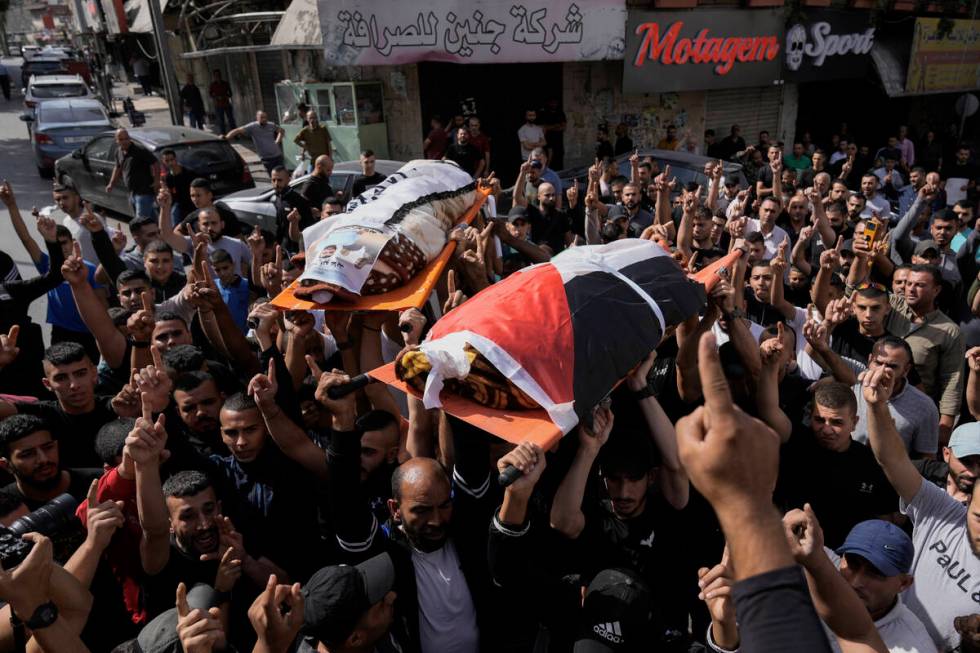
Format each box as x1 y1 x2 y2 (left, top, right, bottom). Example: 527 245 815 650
863 218 879 245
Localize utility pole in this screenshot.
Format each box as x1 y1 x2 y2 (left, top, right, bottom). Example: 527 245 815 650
146 0 181 125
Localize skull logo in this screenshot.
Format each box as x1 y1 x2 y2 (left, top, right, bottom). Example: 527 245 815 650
786 24 807 71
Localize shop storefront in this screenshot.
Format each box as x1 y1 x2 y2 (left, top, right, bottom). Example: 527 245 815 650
317 0 627 176
623 9 793 154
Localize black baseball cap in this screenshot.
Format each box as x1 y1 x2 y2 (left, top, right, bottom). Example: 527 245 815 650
573 568 653 652
303 553 396 646
607 205 628 221
506 205 529 224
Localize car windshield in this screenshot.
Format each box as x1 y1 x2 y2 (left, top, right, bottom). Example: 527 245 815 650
40 106 106 123
32 84 86 98
168 141 237 171
27 62 67 74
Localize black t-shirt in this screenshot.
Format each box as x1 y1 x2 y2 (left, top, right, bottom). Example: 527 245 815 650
756 165 775 189
576 493 681 640
777 432 898 548
4 468 103 511
116 142 157 196
527 205 571 254
298 174 335 210
165 168 197 214
743 289 783 327
443 143 483 177
946 162 979 185
152 269 186 302
145 540 219 619
351 171 388 196
14 398 117 469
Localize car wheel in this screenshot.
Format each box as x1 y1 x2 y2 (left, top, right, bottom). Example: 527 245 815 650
37 165 54 179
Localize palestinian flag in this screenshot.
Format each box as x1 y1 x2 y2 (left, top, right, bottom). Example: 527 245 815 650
417 239 707 434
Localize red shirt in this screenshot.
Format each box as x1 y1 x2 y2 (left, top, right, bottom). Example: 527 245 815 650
209 80 232 109
424 128 448 159
470 132 491 156
76 467 147 624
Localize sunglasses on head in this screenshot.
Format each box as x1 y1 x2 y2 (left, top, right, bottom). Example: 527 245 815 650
854 281 888 293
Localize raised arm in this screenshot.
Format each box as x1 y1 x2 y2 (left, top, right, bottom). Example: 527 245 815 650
63 243 128 368
768 239 798 321
626 353 688 509
126 393 171 575
808 189 836 248
0 182 43 264
864 365 923 503
251 358 327 480
513 158 530 208
676 188 700 261
757 326 793 443
549 408 613 539
783 506 888 653
156 188 190 254
967 349 980 423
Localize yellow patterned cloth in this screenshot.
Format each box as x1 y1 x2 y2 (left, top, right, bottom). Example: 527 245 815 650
396 345 539 411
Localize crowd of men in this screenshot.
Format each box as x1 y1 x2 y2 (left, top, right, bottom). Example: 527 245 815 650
0 115 978 653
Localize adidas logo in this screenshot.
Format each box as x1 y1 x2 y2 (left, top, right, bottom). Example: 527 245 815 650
593 621 623 644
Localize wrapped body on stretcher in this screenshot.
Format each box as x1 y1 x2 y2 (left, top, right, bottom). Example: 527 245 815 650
294 160 479 304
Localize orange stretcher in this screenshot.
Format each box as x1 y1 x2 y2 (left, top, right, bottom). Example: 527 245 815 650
367 361 564 450
271 186 492 312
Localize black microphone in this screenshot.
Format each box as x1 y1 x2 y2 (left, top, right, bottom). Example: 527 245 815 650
326 374 375 399
497 464 523 488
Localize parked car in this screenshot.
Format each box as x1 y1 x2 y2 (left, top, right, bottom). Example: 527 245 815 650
499 148 748 210
23 74 92 117
216 159 404 233
20 58 70 89
54 126 255 218
25 99 114 178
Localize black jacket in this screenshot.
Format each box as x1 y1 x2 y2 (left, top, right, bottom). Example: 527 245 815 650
326 416 532 652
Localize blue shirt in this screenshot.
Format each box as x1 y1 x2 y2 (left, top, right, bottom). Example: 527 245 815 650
216 275 249 332
36 254 101 332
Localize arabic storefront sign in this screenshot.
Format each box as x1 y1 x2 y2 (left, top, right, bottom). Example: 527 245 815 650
624 10 784 93
906 18 980 95
319 0 627 65
783 10 875 80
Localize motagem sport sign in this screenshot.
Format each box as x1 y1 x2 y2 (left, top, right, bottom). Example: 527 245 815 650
783 10 876 81
624 9 784 93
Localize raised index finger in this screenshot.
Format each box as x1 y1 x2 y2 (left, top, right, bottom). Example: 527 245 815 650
140 391 153 423
305 354 322 379
141 290 154 313
6 324 18 347
176 582 190 618
150 344 164 369
834 235 843 253
697 332 734 418
87 478 99 508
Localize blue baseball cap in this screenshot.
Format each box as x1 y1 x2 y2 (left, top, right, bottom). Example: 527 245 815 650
836 520 914 576
949 423 980 460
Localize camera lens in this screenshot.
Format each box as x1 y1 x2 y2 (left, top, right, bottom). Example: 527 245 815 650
9 494 79 537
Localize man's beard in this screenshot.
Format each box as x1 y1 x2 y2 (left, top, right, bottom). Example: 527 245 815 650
15 466 61 491
401 522 447 553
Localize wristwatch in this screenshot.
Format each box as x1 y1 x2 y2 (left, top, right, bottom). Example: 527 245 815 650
127 337 151 348
11 602 58 630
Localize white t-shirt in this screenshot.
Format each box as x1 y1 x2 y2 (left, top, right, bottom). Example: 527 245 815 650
743 218 790 260
42 207 117 264
517 124 544 159
902 479 980 651
181 234 250 275
412 539 479 653
860 193 893 220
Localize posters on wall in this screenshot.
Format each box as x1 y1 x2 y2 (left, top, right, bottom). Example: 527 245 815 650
319 0 628 65
906 18 980 94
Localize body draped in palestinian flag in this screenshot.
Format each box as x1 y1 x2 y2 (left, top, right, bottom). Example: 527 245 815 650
396 238 709 437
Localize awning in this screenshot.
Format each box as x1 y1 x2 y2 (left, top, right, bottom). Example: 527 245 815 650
270 0 321 49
